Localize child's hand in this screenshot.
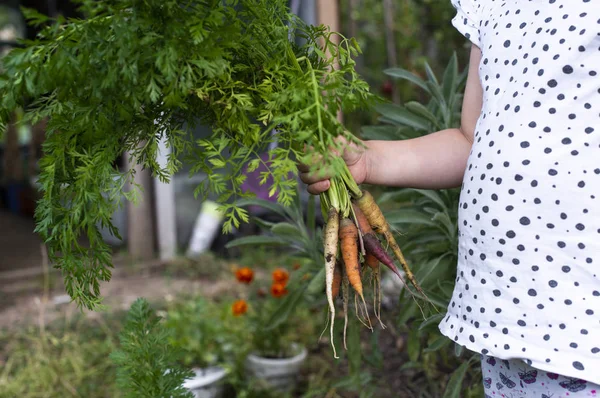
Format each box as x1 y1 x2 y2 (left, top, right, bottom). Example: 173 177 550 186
298 137 369 195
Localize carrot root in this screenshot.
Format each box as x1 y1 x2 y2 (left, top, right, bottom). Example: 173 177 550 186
342 273 349 350
355 190 433 313
340 217 372 330
324 207 340 358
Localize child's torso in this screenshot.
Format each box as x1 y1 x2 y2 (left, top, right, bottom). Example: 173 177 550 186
441 0 600 385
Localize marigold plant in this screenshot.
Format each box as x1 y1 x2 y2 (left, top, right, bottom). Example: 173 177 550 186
270 282 288 298
272 268 290 285
231 300 248 316
232 265 298 357
235 267 254 284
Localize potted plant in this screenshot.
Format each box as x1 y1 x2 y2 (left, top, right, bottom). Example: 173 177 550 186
230 265 308 393
164 296 241 398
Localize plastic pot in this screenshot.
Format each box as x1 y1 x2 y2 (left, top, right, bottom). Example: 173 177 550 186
182 366 227 398
244 345 307 392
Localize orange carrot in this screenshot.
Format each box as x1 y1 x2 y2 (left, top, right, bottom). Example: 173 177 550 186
365 252 379 269
332 259 342 298
352 202 373 235
339 217 372 330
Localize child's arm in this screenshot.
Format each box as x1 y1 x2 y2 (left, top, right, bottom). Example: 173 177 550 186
300 45 483 193
365 44 482 189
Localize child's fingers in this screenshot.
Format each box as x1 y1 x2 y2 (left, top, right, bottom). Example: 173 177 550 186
299 167 333 184
307 180 331 195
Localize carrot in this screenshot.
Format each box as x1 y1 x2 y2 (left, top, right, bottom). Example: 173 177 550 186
332 259 342 298
352 202 373 236
364 251 385 329
324 207 340 358
342 271 349 350
355 190 430 303
339 217 372 330
361 220 426 316
362 233 402 280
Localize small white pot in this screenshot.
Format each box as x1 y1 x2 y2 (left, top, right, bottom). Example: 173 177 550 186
182 367 227 398
244 345 307 392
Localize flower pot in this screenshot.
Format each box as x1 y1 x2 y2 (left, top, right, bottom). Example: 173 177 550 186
244 345 307 392
182 366 227 398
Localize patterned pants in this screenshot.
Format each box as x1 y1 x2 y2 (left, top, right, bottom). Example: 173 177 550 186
481 355 599 397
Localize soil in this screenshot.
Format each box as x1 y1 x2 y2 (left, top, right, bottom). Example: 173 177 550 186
0 257 238 331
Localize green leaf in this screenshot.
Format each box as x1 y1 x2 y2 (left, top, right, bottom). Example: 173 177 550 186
347 316 362 375
377 190 416 205
396 299 417 326
409 189 447 209
424 61 439 86
418 313 445 331
235 198 289 219
374 103 431 131
423 336 451 353
426 80 447 110
384 209 436 226
406 329 420 363
306 267 325 295
359 125 404 141
404 102 440 129
307 194 316 238
271 222 303 238
442 360 470 398
399 361 422 371
454 343 464 358
225 235 289 248
442 52 458 104
383 68 430 93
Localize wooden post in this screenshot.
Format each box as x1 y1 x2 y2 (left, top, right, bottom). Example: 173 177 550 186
125 145 155 262
153 137 177 261
316 0 343 122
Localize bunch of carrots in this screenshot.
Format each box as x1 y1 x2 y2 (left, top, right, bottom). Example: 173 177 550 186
316 157 429 358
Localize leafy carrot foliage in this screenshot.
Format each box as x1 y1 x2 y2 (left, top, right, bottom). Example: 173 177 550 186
0 0 377 310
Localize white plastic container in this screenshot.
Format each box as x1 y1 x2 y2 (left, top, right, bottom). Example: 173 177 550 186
182 367 227 398
244 345 307 392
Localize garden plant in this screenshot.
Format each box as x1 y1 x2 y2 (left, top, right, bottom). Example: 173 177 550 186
0 0 488 396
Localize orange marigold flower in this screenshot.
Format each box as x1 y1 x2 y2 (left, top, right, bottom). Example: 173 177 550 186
272 268 289 285
235 267 254 284
232 299 248 316
292 262 301 270
270 282 288 298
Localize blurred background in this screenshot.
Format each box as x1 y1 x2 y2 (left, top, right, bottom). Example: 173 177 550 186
0 1 479 397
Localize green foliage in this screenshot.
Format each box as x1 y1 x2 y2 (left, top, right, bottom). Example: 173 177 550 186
361 54 480 397
227 186 323 328
0 0 377 310
164 296 246 369
337 0 468 132
110 298 194 398
0 324 118 398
